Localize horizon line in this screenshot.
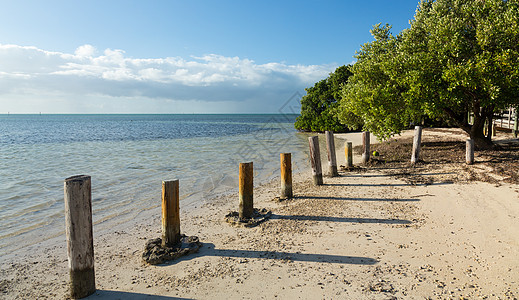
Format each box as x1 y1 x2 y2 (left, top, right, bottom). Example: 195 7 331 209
2 112 301 115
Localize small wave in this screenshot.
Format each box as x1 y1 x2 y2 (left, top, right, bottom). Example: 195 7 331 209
127 165 145 170
0 197 58 220
0 218 57 240
156 166 179 172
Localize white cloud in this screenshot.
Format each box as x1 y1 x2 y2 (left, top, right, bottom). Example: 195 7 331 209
74 44 97 57
0 44 337 113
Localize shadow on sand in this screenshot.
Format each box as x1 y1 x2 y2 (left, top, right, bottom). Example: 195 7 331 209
85 290 192 299
157 243 378 267
292 195 420 202
270 213 412 225
324 181 452 187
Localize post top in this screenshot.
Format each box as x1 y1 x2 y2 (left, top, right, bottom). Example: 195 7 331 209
65 175 90 183
162 179 179 184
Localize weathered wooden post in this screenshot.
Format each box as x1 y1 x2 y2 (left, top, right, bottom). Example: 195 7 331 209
492 122 496 137
411 126 423 164
466 139 474 165
239 162 254 219
64 175 95 299
162 179 181 247
142 179 202 265
325 131 338 177
280 153 293 199
308 136 323 185
361 131 370 164
514 110 518 138
345 141 353 168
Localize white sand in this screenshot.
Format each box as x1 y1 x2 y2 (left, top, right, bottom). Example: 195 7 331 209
1 130 518 299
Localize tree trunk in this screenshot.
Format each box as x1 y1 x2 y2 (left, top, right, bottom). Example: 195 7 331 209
443 100 495 150
469 105 494 150
470 128 493 150
485 114 494 140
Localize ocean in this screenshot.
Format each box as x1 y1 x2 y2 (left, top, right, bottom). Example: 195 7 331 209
0 114 313 257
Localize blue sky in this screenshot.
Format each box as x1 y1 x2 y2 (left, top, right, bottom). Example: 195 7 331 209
0 0 419 113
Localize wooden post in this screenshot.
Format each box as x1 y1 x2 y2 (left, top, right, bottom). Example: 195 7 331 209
64 175 95 299
466 139 474 165
508 108 512 129
345 141 353 168
361 131 370 164
325 131 338 177
280 153 293 199
411 126 423 164
308 136 323 185
492 122 496 137
239 162 254 219
162 179 181 247
514 109 518 138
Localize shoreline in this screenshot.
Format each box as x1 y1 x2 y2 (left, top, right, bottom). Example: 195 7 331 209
0 113 308 259
0 126 312 259
0 130 366 261
1 130 518 299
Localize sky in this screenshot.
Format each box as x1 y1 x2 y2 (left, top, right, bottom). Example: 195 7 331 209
0 0 419 114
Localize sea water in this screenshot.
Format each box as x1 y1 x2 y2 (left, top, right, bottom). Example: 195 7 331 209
0 114 312 257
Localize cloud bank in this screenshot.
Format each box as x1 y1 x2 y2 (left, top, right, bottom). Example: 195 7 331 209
0 44 336 113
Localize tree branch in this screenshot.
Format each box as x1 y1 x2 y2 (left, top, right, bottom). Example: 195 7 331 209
443 107 471 133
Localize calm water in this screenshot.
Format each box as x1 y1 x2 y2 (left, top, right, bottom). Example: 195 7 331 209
0 114 312 256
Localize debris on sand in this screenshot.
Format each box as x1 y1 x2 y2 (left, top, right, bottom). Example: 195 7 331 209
142 235 202 265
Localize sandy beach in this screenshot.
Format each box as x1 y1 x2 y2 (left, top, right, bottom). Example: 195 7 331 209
1 129 518 299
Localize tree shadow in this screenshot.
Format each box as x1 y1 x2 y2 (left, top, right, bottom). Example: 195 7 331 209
270 213 412 224
340 172 397 178
413 172 457 176
494 138 519 145
86 290 191 299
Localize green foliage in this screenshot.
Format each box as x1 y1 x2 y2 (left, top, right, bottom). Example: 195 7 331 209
338 0 519 148
339 24 418 140
295 65 357 132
